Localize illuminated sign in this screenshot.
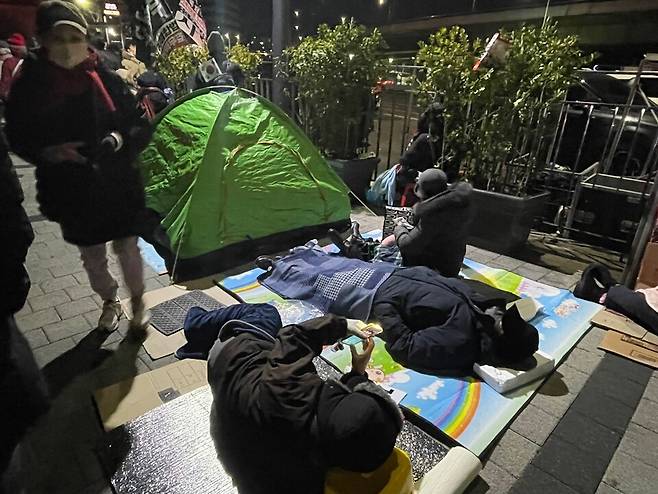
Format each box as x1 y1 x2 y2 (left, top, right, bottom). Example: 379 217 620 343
104 2 120 17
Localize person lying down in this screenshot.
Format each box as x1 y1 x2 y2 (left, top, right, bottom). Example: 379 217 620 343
187 305 403 494
257 244 539 375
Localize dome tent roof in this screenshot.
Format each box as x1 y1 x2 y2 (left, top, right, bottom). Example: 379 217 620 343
139 87 351 281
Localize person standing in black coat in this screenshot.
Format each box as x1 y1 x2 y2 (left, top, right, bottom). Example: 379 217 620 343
208 313 403 494
6 1 153 334
0 132 49 478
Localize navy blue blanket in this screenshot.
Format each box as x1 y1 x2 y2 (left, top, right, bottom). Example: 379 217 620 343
258 246 396 321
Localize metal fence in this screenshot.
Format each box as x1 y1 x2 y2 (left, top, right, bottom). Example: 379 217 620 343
249 66 658 256
365 69 658 256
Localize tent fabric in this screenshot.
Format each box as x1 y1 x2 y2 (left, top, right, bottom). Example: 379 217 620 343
138 87 351 281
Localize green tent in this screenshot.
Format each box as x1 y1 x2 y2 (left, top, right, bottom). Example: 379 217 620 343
139 87 351 281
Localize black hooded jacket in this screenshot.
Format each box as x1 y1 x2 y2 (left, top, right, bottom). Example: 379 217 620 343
6 51 152 246
394 181 474 277
371 267 519 374
207 315 402 494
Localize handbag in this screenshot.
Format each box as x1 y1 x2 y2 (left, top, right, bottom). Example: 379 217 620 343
382 206 414 237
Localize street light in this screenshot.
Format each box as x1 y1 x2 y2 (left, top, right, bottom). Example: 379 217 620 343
294 10 300 17
294 25 299 30
378 0 386 6
235 33 240 43
341 16 347 24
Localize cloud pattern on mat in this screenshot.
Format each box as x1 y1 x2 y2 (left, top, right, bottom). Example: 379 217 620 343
417 379 445 400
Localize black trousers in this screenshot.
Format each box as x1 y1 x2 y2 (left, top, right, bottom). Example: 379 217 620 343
605 285 658 334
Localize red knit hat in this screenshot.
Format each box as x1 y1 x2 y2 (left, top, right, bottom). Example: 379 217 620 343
7 33 26 48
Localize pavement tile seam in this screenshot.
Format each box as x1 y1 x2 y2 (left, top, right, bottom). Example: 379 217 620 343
616 423 658 470
508 464 579 494
603 450 658 494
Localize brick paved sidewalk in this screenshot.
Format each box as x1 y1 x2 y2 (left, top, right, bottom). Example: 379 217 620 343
4 159 658 493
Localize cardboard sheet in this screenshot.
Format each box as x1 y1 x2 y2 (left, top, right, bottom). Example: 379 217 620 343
121 285 237 359
638 242 658 288
595 308 658 368
599 331 658 369
591 309 647 339
94 359 208 431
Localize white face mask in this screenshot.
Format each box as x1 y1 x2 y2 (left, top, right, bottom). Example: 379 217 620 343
48 41 88 69
42 25 88 70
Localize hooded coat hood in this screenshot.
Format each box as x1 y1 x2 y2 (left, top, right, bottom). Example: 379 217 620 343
394 181 474 277
207 313 402 494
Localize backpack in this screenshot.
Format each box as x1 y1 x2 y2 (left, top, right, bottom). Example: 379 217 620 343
366 165 399 207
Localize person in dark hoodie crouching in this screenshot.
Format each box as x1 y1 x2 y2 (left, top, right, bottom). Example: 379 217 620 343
205 306 403 494
381 168 474 277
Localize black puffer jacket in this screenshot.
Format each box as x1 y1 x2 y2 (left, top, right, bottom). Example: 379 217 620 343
0 132 34 316
207 315 402 494
6 51 152 246
394 181 474 277
371 267 518 374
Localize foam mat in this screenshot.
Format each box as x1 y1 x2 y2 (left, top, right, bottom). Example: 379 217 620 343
100 361 449 493
220 244 602 456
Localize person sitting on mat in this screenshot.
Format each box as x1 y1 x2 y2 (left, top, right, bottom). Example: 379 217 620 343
204 306 403 494
257 248 539 375
574 263 658 333
379 168 474 278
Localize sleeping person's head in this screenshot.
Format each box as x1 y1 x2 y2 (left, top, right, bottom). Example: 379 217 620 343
482 305 539 366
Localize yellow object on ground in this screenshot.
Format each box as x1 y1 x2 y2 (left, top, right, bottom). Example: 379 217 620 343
325 447 413 494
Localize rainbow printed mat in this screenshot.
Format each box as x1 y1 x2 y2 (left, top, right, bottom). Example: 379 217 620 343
220 249 601 456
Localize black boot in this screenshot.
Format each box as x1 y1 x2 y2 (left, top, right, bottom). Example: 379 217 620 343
255 256 274 271
573 263 616 302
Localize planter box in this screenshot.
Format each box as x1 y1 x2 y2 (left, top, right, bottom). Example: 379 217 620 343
328 157 379 200
468 189 549 254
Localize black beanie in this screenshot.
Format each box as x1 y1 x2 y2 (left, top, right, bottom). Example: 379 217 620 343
36 1 88 35
414 168 448 199
317 380 403 473
497 305 539 363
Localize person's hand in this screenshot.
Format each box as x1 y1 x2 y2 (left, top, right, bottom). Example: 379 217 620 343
394 217 412 229
331 318 367 352
350 337 375 375
345 318 368 339
41 142 87 164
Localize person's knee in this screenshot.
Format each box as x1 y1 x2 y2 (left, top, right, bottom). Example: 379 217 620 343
79 246 108 270
112 237 138 256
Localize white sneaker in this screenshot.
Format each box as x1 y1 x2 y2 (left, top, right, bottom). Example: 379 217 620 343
129 296 150 333
99 299 122 332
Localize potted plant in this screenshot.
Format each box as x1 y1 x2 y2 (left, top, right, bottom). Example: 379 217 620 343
155 44 209 98
285 20 390 199
227 43 263 86
416 22 592 252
